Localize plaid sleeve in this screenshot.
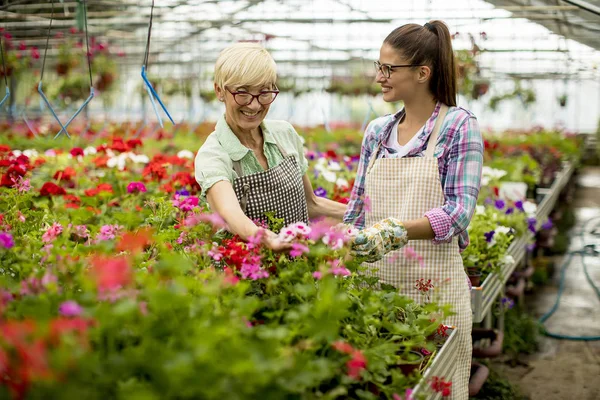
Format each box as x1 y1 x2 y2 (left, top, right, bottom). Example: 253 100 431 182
424 116 483 243
343 120 379 229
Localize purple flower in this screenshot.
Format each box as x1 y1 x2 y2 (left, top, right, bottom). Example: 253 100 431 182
484 230 495 243
176 189 190 196
526 243 537 252
515 200 524 212
314 187 327 197
541 218 553 230
494 199 505 210
505 207 514 215
127 181 147 194
501 296 515 310
59 300 83 317
484 198 493 205
0 232 15 249
527 217 537 234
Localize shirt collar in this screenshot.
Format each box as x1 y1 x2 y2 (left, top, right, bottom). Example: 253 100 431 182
215 114 277 161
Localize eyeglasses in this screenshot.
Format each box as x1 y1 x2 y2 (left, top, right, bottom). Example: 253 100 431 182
225 87 279 106
374 61 419 78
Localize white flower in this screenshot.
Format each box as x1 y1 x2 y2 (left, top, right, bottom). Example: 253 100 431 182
84 146 97 156
523 201 537 217
335 178 349 189
482 166 507 181
23 149 38 158
177 150 195 159
12 150 22 157
44 149 56 157
107 154 127 170
475 205 486 215
487 237 497 248
321 170 337 183
496 225 512 235
481 176 490 186
501 255 515 267
130 154 150 164
328 161 342 171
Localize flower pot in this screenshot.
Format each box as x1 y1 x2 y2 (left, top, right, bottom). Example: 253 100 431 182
472 328 504 358
467 269 482 287
397 350 424 376
499 181 528 201
468 362 489 397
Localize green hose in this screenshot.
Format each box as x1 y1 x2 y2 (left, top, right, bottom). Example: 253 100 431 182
539 216 600 341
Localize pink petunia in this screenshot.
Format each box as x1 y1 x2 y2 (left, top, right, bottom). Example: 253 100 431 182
59 300 83 317
42 222 63 243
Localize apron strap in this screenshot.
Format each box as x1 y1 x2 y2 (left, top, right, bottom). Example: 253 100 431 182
425 104 449 158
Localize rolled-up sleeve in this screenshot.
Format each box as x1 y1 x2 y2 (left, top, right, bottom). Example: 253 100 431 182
424 116 483 243
194 138 233 198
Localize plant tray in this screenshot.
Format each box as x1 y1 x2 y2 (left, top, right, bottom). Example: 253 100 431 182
411 326 458 399
470 231 532 323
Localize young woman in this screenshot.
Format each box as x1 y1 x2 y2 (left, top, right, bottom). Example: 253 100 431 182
345 21 483 399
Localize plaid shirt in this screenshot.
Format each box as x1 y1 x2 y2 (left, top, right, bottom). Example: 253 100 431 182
343 102 483 251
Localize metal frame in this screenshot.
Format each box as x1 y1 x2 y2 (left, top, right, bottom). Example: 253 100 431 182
470 163 575 324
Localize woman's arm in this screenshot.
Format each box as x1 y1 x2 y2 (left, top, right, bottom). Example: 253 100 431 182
302 174 347 221
206 181 291 251
423 116 483 243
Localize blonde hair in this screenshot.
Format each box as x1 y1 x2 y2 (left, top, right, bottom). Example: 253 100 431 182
214 42 277 90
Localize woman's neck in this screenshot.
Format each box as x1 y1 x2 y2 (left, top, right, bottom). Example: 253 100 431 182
401 95 438 128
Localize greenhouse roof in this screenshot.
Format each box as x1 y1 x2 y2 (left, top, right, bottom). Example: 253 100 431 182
1 0 599 81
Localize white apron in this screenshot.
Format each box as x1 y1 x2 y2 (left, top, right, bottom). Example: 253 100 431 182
364 105 472 400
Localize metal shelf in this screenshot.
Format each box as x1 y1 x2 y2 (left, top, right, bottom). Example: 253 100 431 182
411 327 459 399
470 163 573 323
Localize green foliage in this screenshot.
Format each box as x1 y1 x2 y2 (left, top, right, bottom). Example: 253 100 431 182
502 306 542 365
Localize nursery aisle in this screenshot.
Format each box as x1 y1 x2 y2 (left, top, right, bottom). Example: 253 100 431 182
496 166 600 400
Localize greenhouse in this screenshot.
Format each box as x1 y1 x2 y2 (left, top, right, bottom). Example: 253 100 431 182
0 0 599 399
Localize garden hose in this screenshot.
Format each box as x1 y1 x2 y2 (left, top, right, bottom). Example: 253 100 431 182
539 216 600 341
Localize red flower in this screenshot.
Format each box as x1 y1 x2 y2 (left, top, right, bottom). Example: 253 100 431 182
415 278 434 293
116 228 153 254
48 316 93 346
430 376 452 397
109 138 128 153
220 238 251 270
97 183 113 193
436 324 449 337
126 139 143 149
90 255 133 292
53 166 77 182
326 149 339 160
0 145 11 153
332 341 355 354
346 350 367 380
40 182 66 196
70 147 84 157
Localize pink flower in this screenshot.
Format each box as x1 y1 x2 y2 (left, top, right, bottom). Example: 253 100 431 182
96 224 122 241
16 177 31 193
42 222 63 243
393 389 414 400
246 229 265 250
346 350 367 379
0 232 14 249
59 300 83 317
207 243 223 261
290 242 309 258
240 255 269 280
312 271 322 280
278 222 312 242
184 212 227 230
127 181 147 194
404 247 425 268
139 301 148 315
329 259 351 276
171 194 199 212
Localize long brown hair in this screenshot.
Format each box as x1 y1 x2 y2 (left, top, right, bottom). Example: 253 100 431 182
384 20 457 106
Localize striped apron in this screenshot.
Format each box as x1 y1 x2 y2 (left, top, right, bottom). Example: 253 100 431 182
364 105 472 399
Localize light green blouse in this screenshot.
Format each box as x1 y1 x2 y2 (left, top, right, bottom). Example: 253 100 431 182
194 114 309 198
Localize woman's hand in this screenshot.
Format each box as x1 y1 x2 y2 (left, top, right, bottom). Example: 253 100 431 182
261 229 293 252
351 218 408 263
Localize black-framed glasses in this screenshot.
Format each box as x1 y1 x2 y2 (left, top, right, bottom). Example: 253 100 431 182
225 87 279 106
374 61 419 78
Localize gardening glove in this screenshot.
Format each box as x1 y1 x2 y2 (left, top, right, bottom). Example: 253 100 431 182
351 217 408 263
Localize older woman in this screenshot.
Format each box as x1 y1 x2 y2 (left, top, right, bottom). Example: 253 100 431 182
195 43 347 251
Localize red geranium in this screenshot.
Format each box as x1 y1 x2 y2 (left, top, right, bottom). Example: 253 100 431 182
40 182 66 196
70 147 84 157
